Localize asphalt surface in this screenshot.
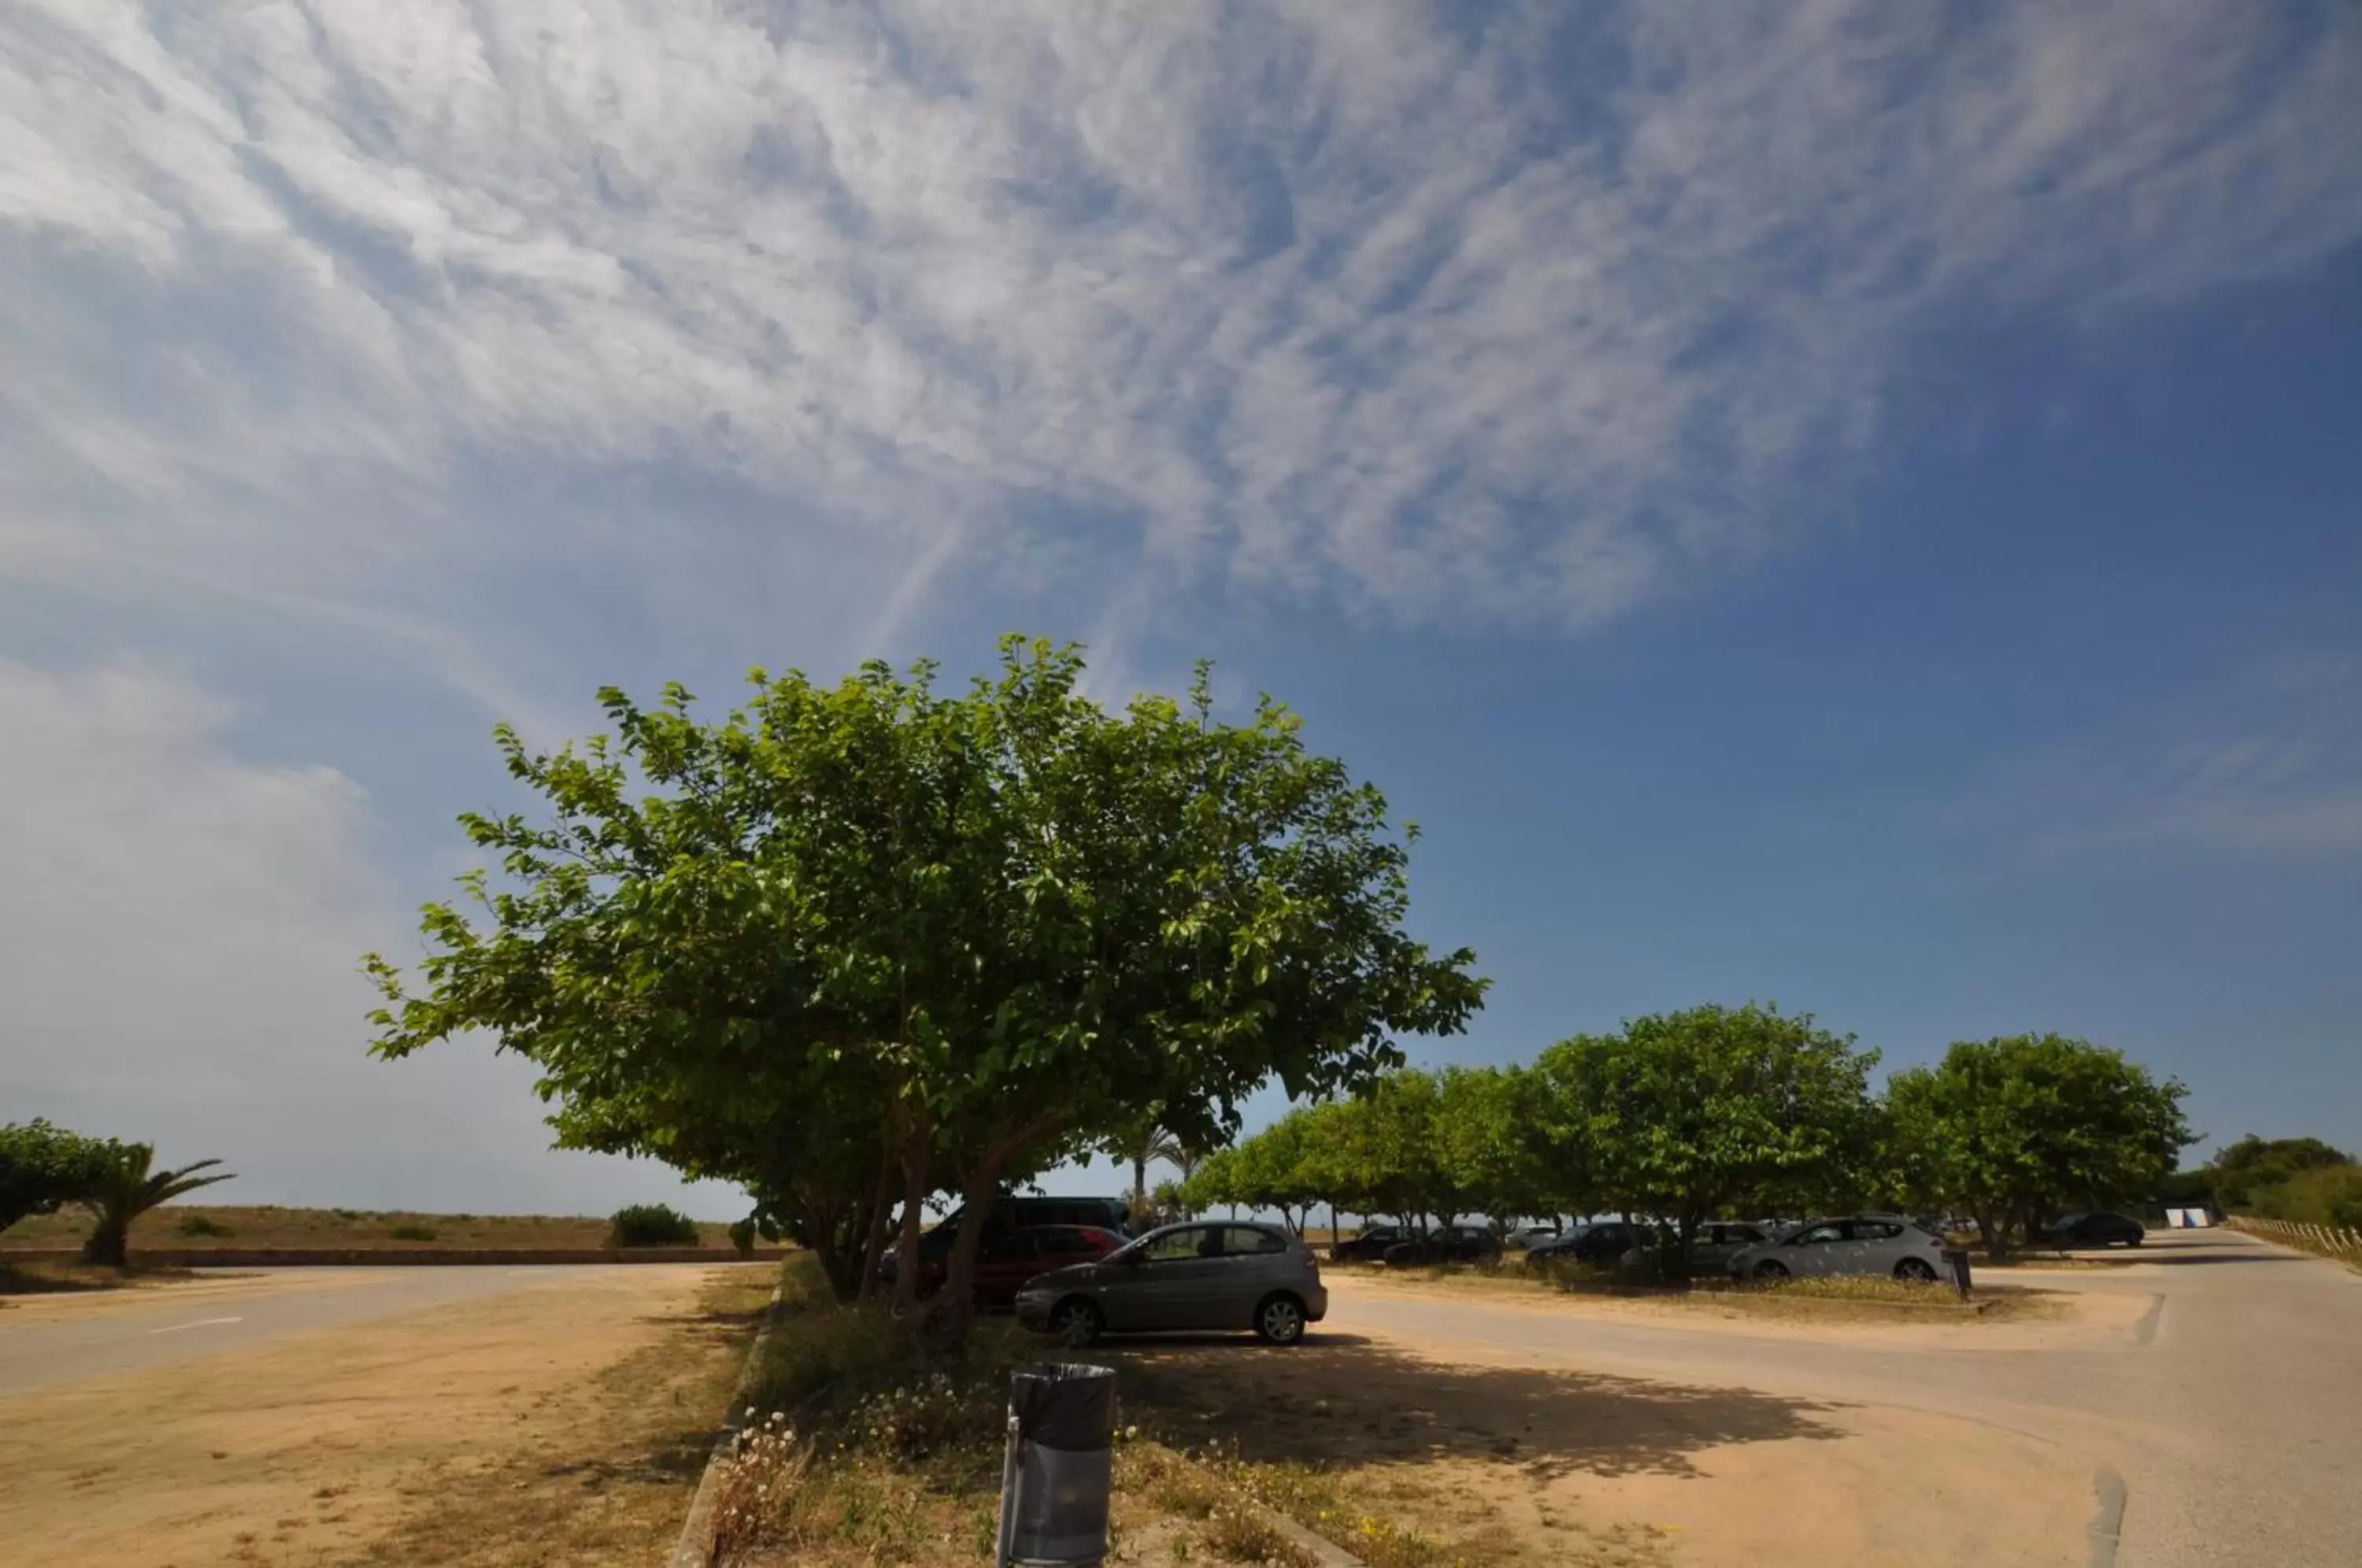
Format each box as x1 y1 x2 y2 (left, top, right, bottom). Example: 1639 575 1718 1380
1335 1229 2362 1568
0 1265 630 1398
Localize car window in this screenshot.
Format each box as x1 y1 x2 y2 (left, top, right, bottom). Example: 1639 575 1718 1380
1035 1230 1091 1257
1138 1226 1216 1262
1223 1226 1286 1256
1790 1223 1846 1245
1723 1226 1764 1244
984 1233 1039 1263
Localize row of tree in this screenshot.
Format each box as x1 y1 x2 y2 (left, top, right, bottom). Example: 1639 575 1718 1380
1179 1008 2194 1258
368 639 1486 1328
0 1120 235 1266
2164 1134 2360 1228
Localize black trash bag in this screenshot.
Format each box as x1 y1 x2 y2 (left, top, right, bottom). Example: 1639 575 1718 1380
999 1362 1116 1566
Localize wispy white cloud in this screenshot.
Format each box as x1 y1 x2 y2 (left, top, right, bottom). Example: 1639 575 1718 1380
1943 654 2362 862
1 1 2356 644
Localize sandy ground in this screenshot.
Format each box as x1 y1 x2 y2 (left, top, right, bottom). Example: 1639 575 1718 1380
1116 1301 2096 1567
0 1263 772 1568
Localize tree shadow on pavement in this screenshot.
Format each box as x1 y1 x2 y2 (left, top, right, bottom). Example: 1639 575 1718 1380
1105 1333 1847 1481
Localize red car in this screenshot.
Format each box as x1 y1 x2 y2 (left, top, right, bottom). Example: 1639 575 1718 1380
908 1225 1127 1307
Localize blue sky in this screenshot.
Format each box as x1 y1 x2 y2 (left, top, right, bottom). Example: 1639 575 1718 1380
3 2 2357 1216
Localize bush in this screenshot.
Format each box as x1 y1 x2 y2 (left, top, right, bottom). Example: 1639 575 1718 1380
175 1213 234 1238
607 1203 702 1248
389 1222 439 1241
2252 1164 2362 1230
729 1217 759 1256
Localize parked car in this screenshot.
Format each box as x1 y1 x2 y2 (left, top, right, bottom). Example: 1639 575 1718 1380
1015 1221 1328 1346
878 1195 1131 1287
1331 1223 1420 1263
1725 1215 1951 1281
1617 1221 1776 1276
1525 1220 1649 1267
1383 1223 1502 1266
878 1223 1125 1301
2038 1211 2146 1248
1501 1224 1562 1251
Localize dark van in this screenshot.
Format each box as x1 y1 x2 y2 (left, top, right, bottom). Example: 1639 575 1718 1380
913 1196 1132 1262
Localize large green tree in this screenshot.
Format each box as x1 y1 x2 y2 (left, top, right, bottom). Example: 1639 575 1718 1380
1535 1004 1879 1267
1886 1034 2192 1256
1434 1065 1547 1232
1 1120 122 1236
368 638 1483 1324
2200 1134 2352 1211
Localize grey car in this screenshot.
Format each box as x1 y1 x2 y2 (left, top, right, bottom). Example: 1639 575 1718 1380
1014 1221 1329 1346
1725 1214 1951 1281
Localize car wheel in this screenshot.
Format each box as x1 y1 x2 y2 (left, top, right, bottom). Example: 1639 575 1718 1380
1752 1259 1790 1281
2127 1236 2144 1247
1254 1292 1307 1345
1050 1297 1103 1348
1894 1257 1938 1282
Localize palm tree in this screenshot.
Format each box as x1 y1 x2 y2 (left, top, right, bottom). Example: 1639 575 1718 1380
1131 1122 1205 1224
79 1145 235 1267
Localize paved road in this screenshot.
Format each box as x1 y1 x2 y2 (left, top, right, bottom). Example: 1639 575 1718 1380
0 1266 650 1398
1335 1230 2362 1568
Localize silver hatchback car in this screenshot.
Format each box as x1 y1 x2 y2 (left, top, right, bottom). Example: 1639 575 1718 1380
1725 1214 1951 1281
1014 1221 1329 1345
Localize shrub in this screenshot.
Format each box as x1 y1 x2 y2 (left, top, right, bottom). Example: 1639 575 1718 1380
729 1217 758 1256
176 1213 234 1238
607 1203 702 1248
389 1222 439 1241
2252 1164 2362 1230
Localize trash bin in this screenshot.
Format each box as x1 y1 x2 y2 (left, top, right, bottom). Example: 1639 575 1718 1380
1941 1248 1973 1300
995 1361 1116 1567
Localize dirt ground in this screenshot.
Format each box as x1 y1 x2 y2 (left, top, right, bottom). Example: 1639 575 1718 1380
1115 1321 2092 1567
0 1263 772 1568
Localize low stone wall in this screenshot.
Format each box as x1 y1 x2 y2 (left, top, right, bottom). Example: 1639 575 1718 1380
0 1246 791 1267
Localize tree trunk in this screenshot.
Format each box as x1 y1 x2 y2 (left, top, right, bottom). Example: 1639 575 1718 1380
890 1133 930 1318
82 1215 128 1269
855 1152 899 1303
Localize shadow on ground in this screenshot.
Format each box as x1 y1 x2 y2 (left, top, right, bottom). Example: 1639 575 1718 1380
1102 1331 1847 1481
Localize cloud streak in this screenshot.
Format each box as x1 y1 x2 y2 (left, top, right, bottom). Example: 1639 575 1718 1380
2 1 2357 642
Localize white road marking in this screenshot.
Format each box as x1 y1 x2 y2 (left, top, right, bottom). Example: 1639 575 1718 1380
148 1316 243 1335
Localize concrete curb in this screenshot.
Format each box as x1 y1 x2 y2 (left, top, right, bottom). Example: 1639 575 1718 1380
1266 1511 1368 1567
2086 1466 2127 1568
668 1281 787 1568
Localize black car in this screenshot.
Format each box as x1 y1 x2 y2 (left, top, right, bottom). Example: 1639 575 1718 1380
2039 1211 2145 1248
1525 1219 1649 1266
1383 1223 1502 1267
1331 1223 1419 1263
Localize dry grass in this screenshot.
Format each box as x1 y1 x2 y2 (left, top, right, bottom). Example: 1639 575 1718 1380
0 1203 738 1252
708 1259 1481 1568
1328 1256 2048 1322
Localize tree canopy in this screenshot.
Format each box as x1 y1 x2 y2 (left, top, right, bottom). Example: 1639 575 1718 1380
1886 1034 2192 1255
368 637 1485 1318
2200 1134 2353 1211
1535 1004 1879 1260
1 1119 123 1236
